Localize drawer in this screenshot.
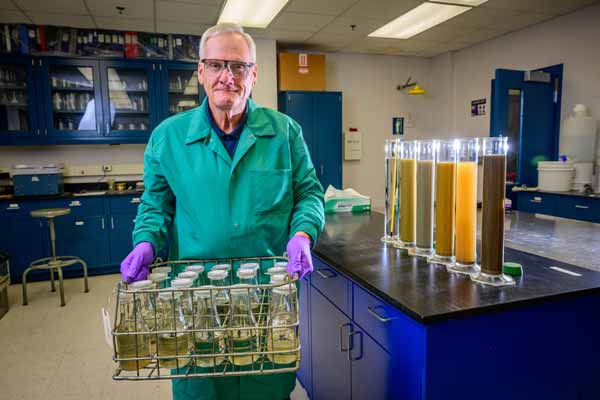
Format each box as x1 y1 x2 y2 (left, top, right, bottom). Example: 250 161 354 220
558 196 600 223
109 195 142 213
353 284 423 354
311 256 351 316
0 200 35 217
517 192 556 215
52 197 105 217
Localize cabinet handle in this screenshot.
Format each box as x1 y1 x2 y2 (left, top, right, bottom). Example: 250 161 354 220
367 306 393 323
132 218 136 224
130 197 141 204
69 200 81 207
530 199 542 204
6 203 20 210
575 205 589 209
348 331 363 361
75 220 84 226
316 268 337 279
339 323 353 352
320 164 324 175
101 218 105 230
110 217 114 230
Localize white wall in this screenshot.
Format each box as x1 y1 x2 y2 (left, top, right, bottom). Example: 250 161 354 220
430 2 600 144
324 52 433 211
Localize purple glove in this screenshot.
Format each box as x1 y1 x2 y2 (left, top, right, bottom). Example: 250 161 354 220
120 242 154 283
286 234 313 279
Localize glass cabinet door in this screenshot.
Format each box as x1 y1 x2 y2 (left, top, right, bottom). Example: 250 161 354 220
101 61 156 137
43 59 103 136
166 68 204 116
0 58 37 136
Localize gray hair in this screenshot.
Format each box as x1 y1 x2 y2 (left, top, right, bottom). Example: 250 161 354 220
199 23 256 62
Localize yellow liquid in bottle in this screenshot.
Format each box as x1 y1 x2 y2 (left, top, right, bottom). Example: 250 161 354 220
194 334 225 368
116 333 151 371
267 328 299 365
231 331 258 366
156 333 190 369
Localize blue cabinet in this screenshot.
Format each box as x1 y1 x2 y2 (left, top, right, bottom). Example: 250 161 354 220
54 215 109 270
109 212 137 265
350 328 393 400
0 212 46 283
279 91 343 190
515 192 557 215
158 61 205 119
515 192 600 223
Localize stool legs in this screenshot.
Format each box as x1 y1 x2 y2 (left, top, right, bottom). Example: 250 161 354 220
56 267 65 307
50 268 56 292
22 267 30 306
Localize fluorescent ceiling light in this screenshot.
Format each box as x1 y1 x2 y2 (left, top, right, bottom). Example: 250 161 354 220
369 2 471 39
431 0 488 5
218 0 289 29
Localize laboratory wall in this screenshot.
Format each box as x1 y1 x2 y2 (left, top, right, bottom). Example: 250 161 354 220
429 1 600 150
324 51 434 211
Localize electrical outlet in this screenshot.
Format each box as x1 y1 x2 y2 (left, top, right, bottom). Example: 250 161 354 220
102 164 112 173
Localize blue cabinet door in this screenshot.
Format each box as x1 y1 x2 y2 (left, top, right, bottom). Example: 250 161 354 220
39 57 104 138
109 212 136 265
310 285 351 400
0 216 46 283
54 215 109 269
158 61 205 119
350 329 395 400
297 275 312 397
516 192 556 215
0 55 40 142
279 92 316 165
99 59 159 138
315 92 342 189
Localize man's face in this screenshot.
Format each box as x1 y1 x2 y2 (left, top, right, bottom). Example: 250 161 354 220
198 32 257 113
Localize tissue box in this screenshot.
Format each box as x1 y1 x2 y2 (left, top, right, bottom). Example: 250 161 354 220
324 185 371 214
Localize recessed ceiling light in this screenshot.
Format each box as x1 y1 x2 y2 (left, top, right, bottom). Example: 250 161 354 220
369 2 471 39
431 0 488 6
218 0 289 29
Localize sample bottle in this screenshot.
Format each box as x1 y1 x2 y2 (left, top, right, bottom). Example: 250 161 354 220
449 138 480 275
156 291 191 369
382 139 400 243
267 282 299 365
192 286 225 368
129 280 158 352
185 264 205 286
149 272 169 289
178 271 199 287
410 140 436 257
212 263 233 284
431 140 457 265
171 278 195 330
472 137 515 287
229 285 260 367
236 268 262 316
208 269 230 318
114 291 152 371
395 141 417 249
152 266 173 285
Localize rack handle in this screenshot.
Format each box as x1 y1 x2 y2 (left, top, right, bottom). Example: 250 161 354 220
367 306 393 323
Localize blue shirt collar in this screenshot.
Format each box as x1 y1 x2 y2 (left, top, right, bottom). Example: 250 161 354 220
206 102 248 140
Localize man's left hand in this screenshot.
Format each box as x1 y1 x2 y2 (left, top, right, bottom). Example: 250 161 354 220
286 232 313 279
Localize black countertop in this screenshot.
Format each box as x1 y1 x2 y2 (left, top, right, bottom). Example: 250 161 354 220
314 212 600 324
0 189 143 201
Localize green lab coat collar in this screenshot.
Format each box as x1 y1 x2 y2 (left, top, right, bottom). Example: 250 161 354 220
184 98 275 146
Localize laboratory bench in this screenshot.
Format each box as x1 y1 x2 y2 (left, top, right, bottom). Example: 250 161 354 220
298 211 600 400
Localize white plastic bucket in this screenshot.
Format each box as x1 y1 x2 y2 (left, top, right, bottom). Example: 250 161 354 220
538 161 574 192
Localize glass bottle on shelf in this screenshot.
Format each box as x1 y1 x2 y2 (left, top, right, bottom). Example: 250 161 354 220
267 281 299 365
115 291 152 371
156 291 191 369
185 264 205 286
171 278 195 329
193 286 226 368
208 269 230 318
229 285 259 367
236 268 261 316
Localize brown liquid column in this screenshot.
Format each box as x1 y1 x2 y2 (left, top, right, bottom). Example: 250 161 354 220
480 154 506 274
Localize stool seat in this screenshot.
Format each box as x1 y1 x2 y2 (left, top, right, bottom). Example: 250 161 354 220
30 208 71 218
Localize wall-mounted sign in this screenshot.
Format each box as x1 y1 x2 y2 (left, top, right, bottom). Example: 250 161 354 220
344 128 362 160
392 117 404 135
471 98 486 116
298 53 308 74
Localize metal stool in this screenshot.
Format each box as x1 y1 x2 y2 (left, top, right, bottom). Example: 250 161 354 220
22 208 89 307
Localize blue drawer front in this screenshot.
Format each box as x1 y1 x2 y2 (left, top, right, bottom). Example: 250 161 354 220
312 256 351 317
517 192 556 215
49 197 105 217
556 196 600 223
109 195 142 213
0 200 38 217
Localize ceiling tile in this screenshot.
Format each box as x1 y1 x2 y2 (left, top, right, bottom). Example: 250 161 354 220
268 12 335 31
159 0 223 5
411 25 477 43
499 11 555 31
95 16 155 32
14 0 88 14
247 28 313 42
87 0 155 20
0 9 29 23
442 6 521 29
286 0 358 16
156 20 211 35
451 27 507 44
428 41 472 55
304 31 355 48
28 12 95 28
156 1 220 24
342 0 422 20
481 0 598 14
319 16 390 36
0 0 17 10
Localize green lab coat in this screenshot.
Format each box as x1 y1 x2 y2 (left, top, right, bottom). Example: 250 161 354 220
132 98 325 400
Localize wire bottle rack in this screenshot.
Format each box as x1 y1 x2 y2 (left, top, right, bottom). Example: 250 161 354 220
107 256 300 381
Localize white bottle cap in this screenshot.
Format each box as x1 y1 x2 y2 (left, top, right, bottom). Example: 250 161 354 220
171 278 193 289
240 262 260 272
129 280 153 290
275 261 288 269
193 285 217 299
207 269 228 281
148 272 168 282
237 268 257 279
178 271 198 281
212 263 231 271
267 266 286 275
186 264 205 273
270 273 287 284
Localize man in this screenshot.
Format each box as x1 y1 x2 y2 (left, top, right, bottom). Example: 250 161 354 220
120 23 325 400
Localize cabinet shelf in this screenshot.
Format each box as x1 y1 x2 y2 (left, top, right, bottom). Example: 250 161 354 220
0 84 27 90
114 110 148 114
53 109 86 114
51 86 94 92
0 103 28 107
168 90 198 95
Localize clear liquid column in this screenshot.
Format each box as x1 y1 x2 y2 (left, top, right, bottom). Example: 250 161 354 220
395 140 417 249
410 140 436 257
448 138 480 275
472 137 515 287
431 140 457 265
382 139 400 243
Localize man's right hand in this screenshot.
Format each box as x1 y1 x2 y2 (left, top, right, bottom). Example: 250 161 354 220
120 242 154 283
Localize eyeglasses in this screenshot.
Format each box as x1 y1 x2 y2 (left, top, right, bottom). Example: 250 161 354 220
201 59 255 79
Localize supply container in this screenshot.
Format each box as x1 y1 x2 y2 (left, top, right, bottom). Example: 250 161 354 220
472 137 515 287
10 164 64 196
537 161 574 192
448 138 480 275
430 140 457 266
394 141 417 249
382 139 400 243
410 140 436 258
